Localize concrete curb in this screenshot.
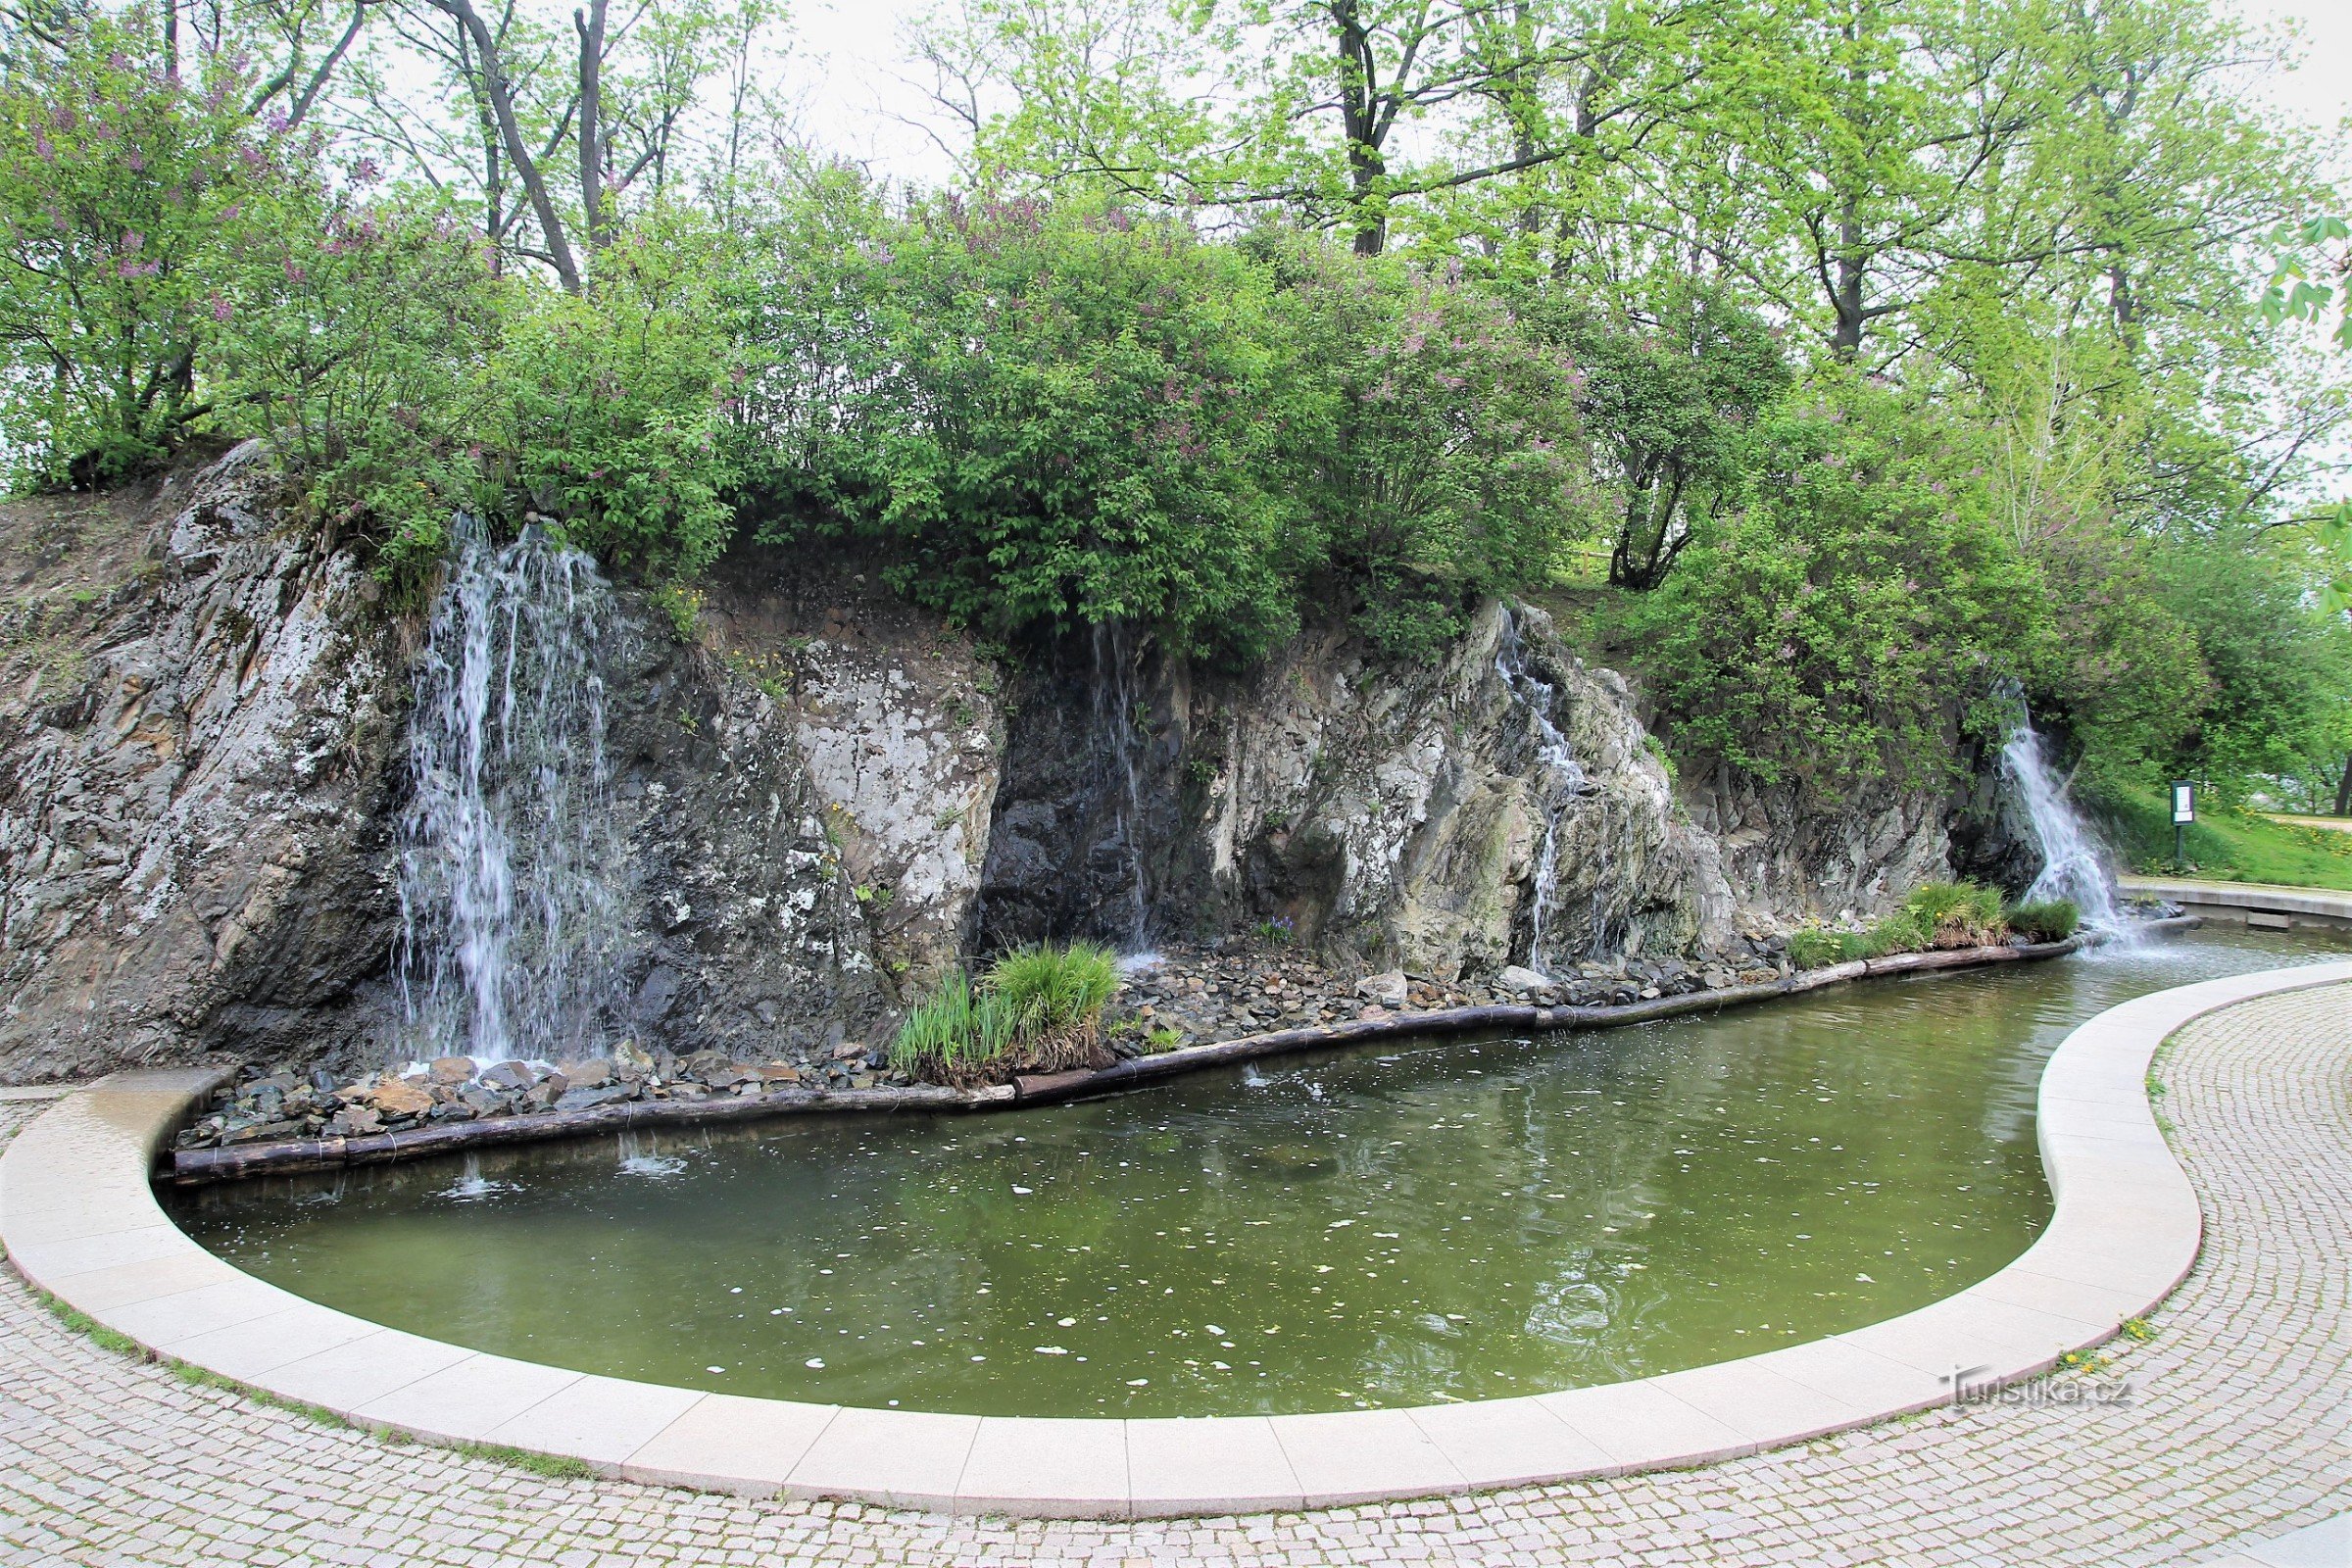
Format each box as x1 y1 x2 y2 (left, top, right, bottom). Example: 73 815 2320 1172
2119 877 2352 933
8 959 2344 1520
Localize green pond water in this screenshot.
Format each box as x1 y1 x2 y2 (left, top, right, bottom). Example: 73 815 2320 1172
168 926 2348 1417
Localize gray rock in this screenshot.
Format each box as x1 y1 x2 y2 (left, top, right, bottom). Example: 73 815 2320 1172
555 1084 632 1111
479 1061 534 1092
1353 971 1409 1007
1494 965 1553 995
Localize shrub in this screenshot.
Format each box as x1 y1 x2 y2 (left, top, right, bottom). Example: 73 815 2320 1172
211 180 504 591
1605 370 2049 796
758 197 1303 662
2006 899 2081 943
1285 249 1600 661
0 22 269 485
487 207 745 582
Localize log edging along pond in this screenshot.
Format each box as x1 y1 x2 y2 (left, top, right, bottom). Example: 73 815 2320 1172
163 922 2195 1186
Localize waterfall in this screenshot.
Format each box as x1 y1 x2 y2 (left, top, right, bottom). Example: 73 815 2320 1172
1998 696 2129 940
394 515 623 1065
1496 608 1590 973
1090 621 1152 951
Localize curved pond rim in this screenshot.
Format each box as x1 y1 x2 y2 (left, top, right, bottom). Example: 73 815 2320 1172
11 955 2345 1516
164 927 2175 1186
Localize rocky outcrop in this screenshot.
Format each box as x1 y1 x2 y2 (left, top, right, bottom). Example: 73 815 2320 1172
0 444 406 1081
979 602 1732 978
701 570 1003 987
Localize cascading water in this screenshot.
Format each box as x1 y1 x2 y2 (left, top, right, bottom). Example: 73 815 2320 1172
1495 609 1591 973
1997 691 2130 940
1089 621 1153 952
393 515 624 1065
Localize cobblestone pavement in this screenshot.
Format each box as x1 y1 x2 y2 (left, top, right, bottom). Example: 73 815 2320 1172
4 985 2348 1567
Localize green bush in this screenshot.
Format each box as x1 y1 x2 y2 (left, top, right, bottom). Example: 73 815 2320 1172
2005 899 2081 942
211 182 505 591
1605 371 2048 796
1859 909 1930 958
488 208 745 583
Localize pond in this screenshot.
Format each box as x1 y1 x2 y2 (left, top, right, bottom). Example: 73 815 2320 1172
166 925 2349 1418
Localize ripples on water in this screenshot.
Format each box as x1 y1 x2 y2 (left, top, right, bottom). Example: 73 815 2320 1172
172 926 2348 1417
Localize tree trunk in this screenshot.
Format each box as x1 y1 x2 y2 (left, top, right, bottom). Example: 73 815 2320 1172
2334 750 2351 816
430 0 582 293
575 0 608 253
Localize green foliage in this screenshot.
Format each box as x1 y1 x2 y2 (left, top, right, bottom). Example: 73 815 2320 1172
1786 927 1853 969
758 197 1303 661
0 21 262 484
890 967 1022 1083
1284 248 1599 659
210 179 505 588
2004 899 2081 942
1519 284 1792 590
1606 372 2047 794
2095 786 2352 892
488 210 744 582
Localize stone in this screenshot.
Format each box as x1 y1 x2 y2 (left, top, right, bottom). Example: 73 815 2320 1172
1495 965 1553 994
1354 971 1409 1007
479 1061 534 1092
324 1104 382 1138
559 1057 614 1090
364 1078 434 1118
555 1084 632 1111
759 1063 803 1085
425 1056 476 1086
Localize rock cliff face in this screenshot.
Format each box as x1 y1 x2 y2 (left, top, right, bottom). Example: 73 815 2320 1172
0 445 404 1082
0 455 959 1082
2 451 2034 1083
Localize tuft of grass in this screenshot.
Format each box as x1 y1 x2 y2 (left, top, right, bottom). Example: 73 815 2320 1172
988 941 1118 1038
2005 898 2081 943
1901 881 2007 949
445 1440 598 1480
2121 1316 2156 1343
888 968 1020 1084
1787 927 1854 969
36 1290 142 1356
890 943 1120 1085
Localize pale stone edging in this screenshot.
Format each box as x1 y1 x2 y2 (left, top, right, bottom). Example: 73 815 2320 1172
4 960 2346 1521
2121 875 2352 932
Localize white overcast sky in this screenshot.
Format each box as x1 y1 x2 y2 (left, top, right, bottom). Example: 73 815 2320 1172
776 0 2352 188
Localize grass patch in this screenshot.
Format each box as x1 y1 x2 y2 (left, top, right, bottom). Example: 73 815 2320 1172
1786 881 2015 970
2097 786 2352 892
33 1287 142 1356
890 942 1121 1085
2005 898 2081 943
445 1440 599 1480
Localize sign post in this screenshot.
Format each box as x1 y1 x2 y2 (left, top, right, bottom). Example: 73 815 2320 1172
2171 780 2196 872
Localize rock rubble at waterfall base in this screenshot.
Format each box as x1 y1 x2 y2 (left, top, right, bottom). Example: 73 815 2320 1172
1106 937 1791 1054
175 936 1801 1151
172 1042 895 1152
